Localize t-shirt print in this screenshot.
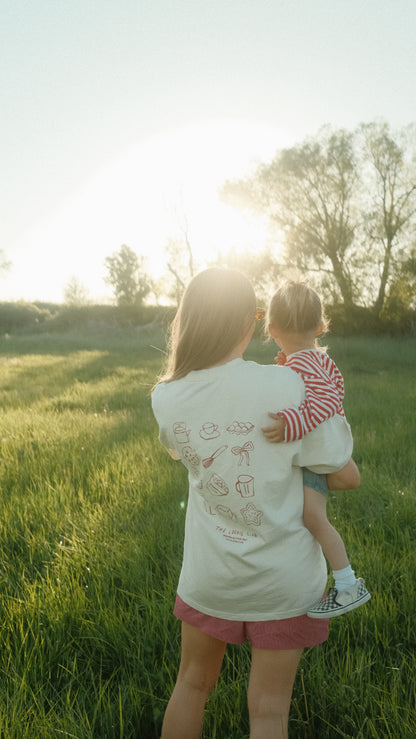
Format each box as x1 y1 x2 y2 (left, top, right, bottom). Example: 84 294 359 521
172 417 263 542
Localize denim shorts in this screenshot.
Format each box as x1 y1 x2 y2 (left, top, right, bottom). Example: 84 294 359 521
303 468 328 497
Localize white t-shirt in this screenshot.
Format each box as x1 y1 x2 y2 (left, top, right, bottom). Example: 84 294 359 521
152 358 352 621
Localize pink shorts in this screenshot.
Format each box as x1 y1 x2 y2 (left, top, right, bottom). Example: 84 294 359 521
174 595 329 650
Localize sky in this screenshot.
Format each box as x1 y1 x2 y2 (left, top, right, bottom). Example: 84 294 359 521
2 0 416 303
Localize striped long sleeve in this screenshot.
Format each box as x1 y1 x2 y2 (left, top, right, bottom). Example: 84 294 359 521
278 350 345 442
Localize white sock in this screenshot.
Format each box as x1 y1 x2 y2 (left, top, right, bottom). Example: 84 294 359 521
333 565 357 592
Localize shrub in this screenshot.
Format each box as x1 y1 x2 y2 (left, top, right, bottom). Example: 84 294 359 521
326 303 416 336
0 302 52 333
39 304 175 333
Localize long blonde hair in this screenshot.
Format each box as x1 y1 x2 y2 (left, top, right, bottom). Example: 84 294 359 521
157 268 256 384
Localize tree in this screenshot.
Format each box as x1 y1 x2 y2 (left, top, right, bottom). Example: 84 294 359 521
0 250 11 277
380 247 416 326
63 276 90 306
222 122 416 317
213 247 283 304
222 127 359 308
104 244 152 307
359 122 416 316
164 215 197 305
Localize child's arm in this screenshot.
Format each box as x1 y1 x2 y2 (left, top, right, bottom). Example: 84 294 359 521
263 353 344 443
280 386 340 441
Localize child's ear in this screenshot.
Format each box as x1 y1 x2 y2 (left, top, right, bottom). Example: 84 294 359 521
316 323 323 336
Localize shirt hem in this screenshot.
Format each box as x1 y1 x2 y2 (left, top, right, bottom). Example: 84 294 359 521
177 591 319 622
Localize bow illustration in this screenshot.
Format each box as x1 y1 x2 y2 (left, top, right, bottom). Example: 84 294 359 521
231 441 254 465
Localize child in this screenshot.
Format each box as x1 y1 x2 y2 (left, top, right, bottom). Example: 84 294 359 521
264 280 370 618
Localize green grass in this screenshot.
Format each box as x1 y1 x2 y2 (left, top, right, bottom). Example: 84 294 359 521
0 329 415 737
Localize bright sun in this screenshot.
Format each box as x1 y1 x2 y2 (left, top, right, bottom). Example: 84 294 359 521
115 119 283 275
10 120 286 302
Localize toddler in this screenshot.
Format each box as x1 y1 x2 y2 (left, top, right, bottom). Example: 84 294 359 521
263 280 371 618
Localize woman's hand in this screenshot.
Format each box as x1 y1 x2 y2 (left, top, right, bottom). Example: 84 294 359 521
261 412 286 443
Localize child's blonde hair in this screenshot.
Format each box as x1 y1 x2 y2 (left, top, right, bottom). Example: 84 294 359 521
268 280 329 335
157 267 256 384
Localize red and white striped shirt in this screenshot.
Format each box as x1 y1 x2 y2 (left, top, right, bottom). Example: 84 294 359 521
277 349 346 442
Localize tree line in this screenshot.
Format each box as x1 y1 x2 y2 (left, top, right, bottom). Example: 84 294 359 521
83 120 416 334
222 121 416 321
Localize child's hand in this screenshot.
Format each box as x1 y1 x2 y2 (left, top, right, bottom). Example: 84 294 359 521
275 351 287 366
261 413 286 443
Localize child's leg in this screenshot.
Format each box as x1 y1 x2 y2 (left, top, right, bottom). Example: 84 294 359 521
303 469 371 618
302 469 357 591
303 484 350 571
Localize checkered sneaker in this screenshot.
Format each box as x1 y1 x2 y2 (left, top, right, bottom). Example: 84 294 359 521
307 577 371 619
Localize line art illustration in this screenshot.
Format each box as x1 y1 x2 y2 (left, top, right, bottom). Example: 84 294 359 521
202 445 228 468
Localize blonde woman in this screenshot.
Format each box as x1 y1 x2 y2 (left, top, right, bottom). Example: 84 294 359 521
152 268 358 739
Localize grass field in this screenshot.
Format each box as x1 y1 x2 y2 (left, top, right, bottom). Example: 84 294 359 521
0 328 415 738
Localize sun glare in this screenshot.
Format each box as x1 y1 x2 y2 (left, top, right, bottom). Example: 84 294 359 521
125 120 283 274
10 120 285 302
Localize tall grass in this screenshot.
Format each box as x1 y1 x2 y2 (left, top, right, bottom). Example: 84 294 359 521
0 329 414 737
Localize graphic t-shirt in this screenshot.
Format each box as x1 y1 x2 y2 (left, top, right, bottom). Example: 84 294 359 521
152 358 352 621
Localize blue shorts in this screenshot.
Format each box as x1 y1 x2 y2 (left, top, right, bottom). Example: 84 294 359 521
303 468 328 497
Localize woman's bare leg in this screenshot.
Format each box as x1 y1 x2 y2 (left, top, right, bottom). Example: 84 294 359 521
161 622 226 739
248 647 303 739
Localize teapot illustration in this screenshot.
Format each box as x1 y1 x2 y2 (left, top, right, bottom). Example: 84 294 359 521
173 422 191 444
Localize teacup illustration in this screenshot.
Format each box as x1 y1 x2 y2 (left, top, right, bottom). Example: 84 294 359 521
200 422 220 440
173 421 191 444
235 474 255 498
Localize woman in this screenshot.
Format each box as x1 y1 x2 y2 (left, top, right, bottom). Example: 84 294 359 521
152 268 358 739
